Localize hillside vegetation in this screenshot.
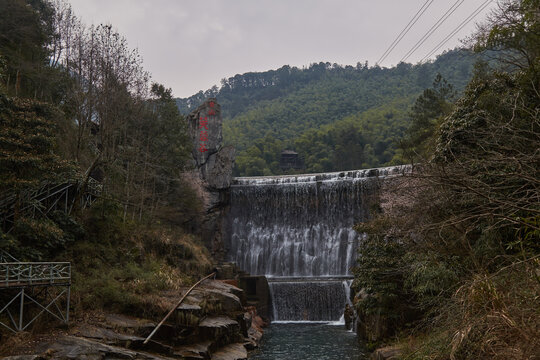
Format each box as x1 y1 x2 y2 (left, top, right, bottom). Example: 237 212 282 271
177 50 481 175
352 1 540 358
0 0 210 318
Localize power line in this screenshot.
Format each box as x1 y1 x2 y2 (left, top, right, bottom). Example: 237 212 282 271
400 0 465 63
420 0 493 62
376 0 435 66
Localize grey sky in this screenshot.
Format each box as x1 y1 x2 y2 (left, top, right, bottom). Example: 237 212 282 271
67 0 496 98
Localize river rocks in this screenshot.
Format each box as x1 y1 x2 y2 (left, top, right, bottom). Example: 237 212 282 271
195 282 243 314
174 341 211 359
2 280 263 360
33 335 171 360
73 323 143 345
211 343 247 360
198 317 241 346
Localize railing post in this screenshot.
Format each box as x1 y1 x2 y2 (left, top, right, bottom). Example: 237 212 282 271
66 285 70 324
19 288 24 331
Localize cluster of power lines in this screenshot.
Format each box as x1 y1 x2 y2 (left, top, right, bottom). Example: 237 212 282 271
376 0 494 66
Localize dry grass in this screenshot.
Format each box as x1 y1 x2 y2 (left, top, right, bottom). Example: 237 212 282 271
402 259 540 360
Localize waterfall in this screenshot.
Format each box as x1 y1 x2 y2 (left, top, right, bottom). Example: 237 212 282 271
269 280 346 322
227 166 407 321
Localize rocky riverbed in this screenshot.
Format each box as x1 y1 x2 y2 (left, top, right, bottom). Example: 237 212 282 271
1 280 265 360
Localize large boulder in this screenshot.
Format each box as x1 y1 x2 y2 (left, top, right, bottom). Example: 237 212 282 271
185 99 235 258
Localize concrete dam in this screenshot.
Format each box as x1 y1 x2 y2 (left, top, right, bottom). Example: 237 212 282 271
225 165 407 322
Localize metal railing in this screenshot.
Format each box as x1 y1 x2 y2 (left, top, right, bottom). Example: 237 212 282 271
0 254 71 332
0 262 71 288
0 251 19 263
0 178 101 233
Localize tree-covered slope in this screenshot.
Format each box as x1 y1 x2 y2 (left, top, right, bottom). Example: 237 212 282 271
176 49 480 176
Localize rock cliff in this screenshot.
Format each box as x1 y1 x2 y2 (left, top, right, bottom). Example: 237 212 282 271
185 98 235 259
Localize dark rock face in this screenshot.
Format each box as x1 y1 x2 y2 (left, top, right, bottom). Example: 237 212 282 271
187 98 222 169
186 98 235 258
205 145 235 190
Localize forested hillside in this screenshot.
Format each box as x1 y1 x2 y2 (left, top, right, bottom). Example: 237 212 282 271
0 0 210 314
177 50 480 175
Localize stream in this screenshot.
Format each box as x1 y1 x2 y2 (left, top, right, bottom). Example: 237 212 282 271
249 323 367 359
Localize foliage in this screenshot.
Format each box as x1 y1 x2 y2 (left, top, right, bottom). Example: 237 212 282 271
66 213 212 316
352 1 540 357
0 211 84 261
474 0 540 72
353 219 411 326
0 0 201 238
177 50 481 175
0 0 52 97
432 68 539 237
0 0 208 325
400 73 456 162
0 96 71 189
12 217 64 259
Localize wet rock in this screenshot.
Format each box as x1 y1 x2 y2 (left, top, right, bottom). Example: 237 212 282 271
208 280 244 301
344 303 354 330
196 316 244 350
33 335 171 360
174 341 212 359
75 324 176 355
104 313 156 336
238 312 251 338
176 303 204 327
199 317 239 328
215 264 237 281
247 326 263 343
242 338 257 351
74 323 143 345
178 303 202 311
197 289 242 314
189 280 243 315
211 343 248 360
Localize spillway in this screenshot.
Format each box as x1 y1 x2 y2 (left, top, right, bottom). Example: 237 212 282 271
226 166 406 321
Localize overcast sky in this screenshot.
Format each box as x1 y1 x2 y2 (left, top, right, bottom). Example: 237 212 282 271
67 0 496 98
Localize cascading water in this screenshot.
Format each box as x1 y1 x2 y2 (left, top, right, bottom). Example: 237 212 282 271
269 279 349 322
226 166 407 322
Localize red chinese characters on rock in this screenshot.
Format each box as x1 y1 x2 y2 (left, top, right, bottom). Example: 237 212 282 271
199 101 215 153
208 100 216 116
199 116 208 152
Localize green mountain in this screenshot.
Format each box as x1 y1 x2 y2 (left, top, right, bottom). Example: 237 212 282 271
176 49 479 176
